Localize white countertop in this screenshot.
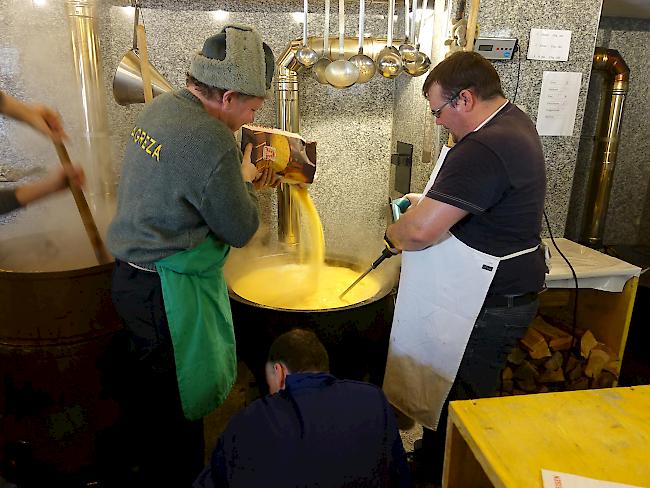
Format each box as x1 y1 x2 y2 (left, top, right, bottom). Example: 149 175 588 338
544 238 641 292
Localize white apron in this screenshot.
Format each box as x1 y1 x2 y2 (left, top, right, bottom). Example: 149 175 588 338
383 103 539 430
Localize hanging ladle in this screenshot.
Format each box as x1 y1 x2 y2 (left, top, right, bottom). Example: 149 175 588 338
349 0 376 83
403 0 432 77
295 0 319 68
398 0 418 63
313 0 332 84
376 0 402 79
325 0 359 88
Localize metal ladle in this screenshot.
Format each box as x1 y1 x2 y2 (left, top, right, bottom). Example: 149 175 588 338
376 0 402 79
313 0 332 84
349 0 376 83
325 0 360 88
403 0 432 77
398 0 417 63
295 0 319 68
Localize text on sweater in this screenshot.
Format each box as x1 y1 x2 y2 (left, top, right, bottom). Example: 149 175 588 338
130 126 162 161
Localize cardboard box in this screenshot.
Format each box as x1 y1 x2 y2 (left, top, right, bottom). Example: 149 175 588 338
241 125 317 184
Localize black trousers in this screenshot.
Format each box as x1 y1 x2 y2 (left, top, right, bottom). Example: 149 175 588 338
418 299 539 483
103 260 204 487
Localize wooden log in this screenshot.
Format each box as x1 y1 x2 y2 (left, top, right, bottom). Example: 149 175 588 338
549 335 573 351
539 368 565 384
513 361 539 392
566 355 580 373
597 371 617 388
516 377 537 392
603 360 620 376
507 346 527 366
585 349 610 379
544 351 564 372
531 316 571 342
567 377 590 390
580 330 599 359
520 328 551 359
502 367 513 380
567 361 584 382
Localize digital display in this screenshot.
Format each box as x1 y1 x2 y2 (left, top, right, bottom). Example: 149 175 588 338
478 44 493 51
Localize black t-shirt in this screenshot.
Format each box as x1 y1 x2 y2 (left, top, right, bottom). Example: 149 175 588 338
426 102 547 296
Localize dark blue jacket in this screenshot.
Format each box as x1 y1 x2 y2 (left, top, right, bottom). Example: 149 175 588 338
195 373 412 487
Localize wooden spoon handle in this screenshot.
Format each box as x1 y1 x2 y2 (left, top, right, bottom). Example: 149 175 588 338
137 24 154 103
54 142 112 265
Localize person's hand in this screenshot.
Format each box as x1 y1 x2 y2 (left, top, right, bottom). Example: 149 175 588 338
14 164 85 207
252 167 280 190
46 165 85 193
29 104 68 142
403 193 422 207
383 232 401 255
240 143 260 183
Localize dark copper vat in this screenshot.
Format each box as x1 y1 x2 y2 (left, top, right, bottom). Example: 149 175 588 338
226 255 396 393
0 263 121 481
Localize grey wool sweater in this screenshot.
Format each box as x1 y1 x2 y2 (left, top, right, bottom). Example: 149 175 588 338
107 88 259 265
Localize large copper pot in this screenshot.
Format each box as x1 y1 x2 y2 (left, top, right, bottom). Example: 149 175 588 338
226 254 396 393
0 263 121 482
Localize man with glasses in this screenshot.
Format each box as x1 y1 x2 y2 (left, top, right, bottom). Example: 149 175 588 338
383 51 546 485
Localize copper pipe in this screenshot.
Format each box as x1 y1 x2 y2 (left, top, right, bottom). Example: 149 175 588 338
581 48 630 248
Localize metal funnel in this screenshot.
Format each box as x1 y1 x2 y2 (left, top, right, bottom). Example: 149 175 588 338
112 49 173 105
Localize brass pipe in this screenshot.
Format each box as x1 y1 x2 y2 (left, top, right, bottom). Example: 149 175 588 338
581 48 629 248
274 36 402 245
66 0 115 209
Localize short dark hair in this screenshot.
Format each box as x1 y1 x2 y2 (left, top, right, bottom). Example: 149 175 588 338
267 329 330 373
422 51 505 102
186 73 226 101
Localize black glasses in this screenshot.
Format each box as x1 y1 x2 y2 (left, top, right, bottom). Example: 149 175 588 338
431 92 461 118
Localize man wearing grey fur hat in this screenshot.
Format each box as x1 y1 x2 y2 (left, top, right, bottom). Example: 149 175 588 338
104 24 276 487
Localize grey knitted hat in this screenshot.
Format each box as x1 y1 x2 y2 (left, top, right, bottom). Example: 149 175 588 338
189 24 274 97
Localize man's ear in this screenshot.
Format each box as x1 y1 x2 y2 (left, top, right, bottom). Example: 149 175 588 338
459 88 475 112
265 361 289 394
274 362 288 391
222 90 238 107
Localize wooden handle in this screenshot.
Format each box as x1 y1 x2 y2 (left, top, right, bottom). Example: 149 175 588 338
447 0 481 148
54 143 112 265
465 0 481 52
137 25 154 103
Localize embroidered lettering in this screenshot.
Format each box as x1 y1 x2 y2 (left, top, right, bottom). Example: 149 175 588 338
130 125 162 162
146 137 156 155
152 144 162 161
142 135 150 150
482 264 493 271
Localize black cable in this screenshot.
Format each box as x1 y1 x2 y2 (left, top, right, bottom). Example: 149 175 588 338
543 210 580 389
512 43 522 103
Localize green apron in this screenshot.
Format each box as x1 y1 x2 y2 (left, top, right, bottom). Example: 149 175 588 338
155 236 235 421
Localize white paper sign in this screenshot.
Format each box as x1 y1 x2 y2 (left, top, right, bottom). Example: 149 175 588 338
528 29 572 61
535 71 582 136
541 469 644 488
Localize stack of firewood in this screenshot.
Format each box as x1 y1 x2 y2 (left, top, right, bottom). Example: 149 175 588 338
500 315 619 395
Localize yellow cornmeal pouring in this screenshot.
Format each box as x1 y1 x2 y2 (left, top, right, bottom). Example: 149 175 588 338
230 187 381 310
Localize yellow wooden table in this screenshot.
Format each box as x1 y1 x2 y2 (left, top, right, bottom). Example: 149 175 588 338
443 386 650 488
